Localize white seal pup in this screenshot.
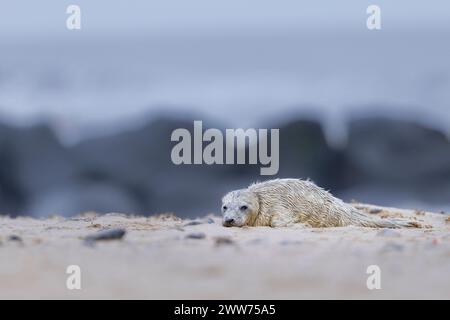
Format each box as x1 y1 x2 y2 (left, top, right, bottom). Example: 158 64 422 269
221 179 420 228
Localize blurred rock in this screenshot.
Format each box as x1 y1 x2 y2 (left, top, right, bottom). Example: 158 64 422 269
84 228 126 244
2 115 450 218
71 116 237 217
347 117 450 185
10 124 78 194
276 119 345 190
8 235 23 242
2 116 342 217
345 117 450 204
0 124 26 215
0 124 76 215
0 122 76 215
185 232 206 239
184 220 203 226
214 236 234 246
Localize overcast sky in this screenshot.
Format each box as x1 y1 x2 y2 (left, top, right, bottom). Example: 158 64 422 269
0 0 449 36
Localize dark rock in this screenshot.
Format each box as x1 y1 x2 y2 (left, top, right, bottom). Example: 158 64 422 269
276 119 346 190
3 114 450 219
8 235 23 242
184 220 203 226
347 117 450 185
214 236 234 246
7 124 78 196
71 116 233 217
84 228 126 243
343 117 450 206
0 122 80 216
0 124 27 215
185 232 206 239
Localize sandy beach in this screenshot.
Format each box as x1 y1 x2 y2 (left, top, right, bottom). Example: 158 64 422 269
0 204 449 299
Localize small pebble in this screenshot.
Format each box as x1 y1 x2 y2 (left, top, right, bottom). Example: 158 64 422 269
84 228 126 243
8 235 23 242
207 218 215 224
185 232 206 240
215 236 234 246
184 221 203 226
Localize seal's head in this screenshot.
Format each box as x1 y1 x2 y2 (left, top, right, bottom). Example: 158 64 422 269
221 189 259 227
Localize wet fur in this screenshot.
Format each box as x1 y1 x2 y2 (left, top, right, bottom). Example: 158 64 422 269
222 179 420 228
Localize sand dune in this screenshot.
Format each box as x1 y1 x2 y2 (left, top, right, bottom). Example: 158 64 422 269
0 204 449 299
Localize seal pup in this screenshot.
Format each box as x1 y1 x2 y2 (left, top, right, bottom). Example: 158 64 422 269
221 179 420 228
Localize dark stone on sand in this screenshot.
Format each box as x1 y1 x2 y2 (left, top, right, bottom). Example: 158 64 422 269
214 236 234 246
8 235 23 242
84 228 126 243
184 221 203 226
185 232 206 239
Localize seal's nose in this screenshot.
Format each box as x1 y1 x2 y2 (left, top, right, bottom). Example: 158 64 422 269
223 218 235 226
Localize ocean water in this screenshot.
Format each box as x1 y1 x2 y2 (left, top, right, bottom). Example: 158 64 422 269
1 30 450 144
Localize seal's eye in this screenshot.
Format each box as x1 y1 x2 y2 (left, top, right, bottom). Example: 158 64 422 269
222 206 228 211
240 205 248 211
